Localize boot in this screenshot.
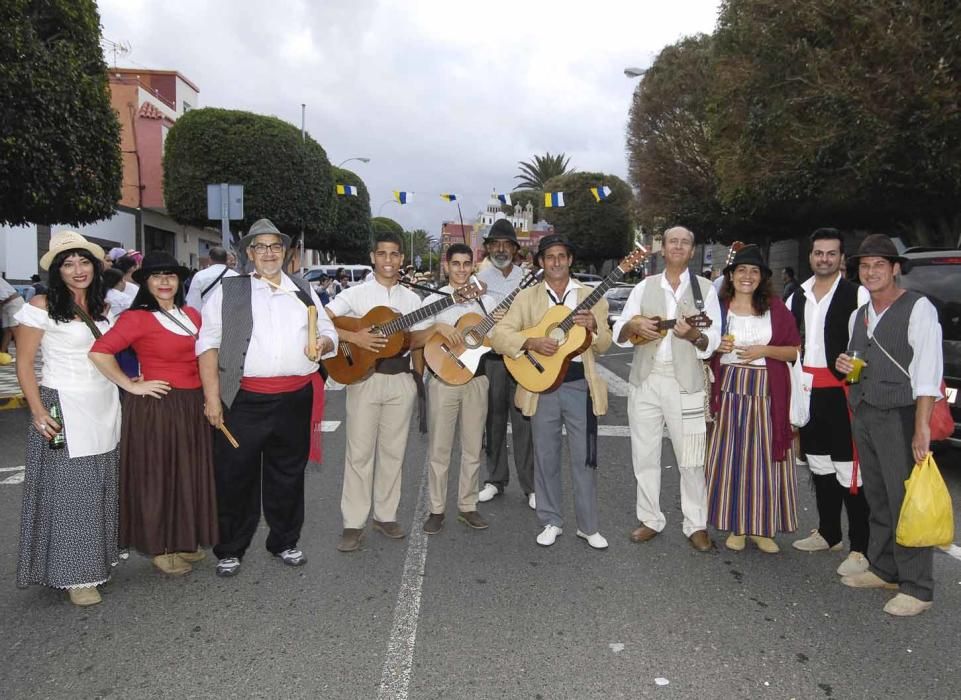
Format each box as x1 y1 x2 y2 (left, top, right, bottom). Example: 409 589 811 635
175 549 206 563
152 553 192 576
68 586 102 607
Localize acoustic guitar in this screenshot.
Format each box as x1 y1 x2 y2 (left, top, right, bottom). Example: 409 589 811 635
325 280 484 385
424 270 542 385
627 313 713 345
504 247 649 393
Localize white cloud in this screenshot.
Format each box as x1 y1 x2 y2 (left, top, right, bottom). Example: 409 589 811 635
98 0 719 236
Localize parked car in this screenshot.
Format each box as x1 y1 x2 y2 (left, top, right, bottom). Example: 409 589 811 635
603 284 635 327
573 272 604 288
899 248 961 453
303 264 372 293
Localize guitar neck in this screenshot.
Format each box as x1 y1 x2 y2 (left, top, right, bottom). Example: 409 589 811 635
657 319 678 331
475 288 521 335
380 294 458 335
556 268 625 332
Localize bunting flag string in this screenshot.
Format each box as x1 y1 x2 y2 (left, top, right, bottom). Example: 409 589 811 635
544 192 565 208
496 193 512 206
439 193 458 202
335 184 358 196
590 186 611 202
393 191 414 204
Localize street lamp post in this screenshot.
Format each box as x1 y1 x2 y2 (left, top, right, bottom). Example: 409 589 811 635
337 157 371 168
624 66 648 78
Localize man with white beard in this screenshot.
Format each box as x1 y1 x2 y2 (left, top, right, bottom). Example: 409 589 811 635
476 219 535 509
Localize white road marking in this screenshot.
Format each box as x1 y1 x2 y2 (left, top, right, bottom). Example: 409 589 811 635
377 459 431 700
321 421 342 432
1 470 25 485
507 424 630 437
325 379 345 391
595 364 630 397
0 465 26 472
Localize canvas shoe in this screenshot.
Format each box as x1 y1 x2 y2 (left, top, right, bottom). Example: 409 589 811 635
837 552 870 576
792 529 843 552
883 593 932 617
536 525 563 546
576 530 609 550
478 483 501 503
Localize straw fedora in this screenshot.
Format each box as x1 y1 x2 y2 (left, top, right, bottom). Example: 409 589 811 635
39 231 106 270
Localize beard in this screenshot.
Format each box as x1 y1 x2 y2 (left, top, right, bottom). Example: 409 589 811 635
490 252 512 270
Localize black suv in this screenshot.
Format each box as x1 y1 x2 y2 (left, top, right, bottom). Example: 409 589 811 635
899 248 961 454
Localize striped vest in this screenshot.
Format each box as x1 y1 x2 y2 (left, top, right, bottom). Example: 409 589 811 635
217 274 315 409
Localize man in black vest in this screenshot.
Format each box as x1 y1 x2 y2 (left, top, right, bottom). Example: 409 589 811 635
836 234 943 617
788 229 870 577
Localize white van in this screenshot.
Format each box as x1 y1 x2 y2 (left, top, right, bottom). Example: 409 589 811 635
303 264 372 290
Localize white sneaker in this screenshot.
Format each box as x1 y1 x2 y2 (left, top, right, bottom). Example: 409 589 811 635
836 551 869 576
792 529 842 552
536 525 562 546
478 483 500 503
528 493 536 510
576 530 608 550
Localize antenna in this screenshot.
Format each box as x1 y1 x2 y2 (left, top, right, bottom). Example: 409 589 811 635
100 37 131 68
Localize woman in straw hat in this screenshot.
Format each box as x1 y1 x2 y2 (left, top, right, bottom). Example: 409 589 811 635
89 251 217 576
13 231 122 606
706 244 802 554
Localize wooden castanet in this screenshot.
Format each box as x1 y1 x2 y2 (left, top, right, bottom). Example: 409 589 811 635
423 312 490 386
324 307 410 384
503 305 592 393
306 306 320 361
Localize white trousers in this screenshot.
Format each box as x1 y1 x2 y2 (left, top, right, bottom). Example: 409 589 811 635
627 366 708 536
805 454 861 488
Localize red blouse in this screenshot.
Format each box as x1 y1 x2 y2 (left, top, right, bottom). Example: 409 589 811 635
91 307 202 389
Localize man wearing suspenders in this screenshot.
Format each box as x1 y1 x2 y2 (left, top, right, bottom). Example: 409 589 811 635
186 246 238 310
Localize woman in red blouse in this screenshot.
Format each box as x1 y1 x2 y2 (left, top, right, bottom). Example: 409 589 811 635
90 252 217 576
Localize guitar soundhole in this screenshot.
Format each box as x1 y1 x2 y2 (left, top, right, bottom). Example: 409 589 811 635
547 325 566 343
463 328 483 349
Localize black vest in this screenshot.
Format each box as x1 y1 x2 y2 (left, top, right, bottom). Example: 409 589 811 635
791 277 860 381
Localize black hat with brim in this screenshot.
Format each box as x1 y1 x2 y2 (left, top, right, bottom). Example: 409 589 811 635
132 251 190 284
484 218 519 245
535 233 576 262
723 244 771 276
846 233 908 265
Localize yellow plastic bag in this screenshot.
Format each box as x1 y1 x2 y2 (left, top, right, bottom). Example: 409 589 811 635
896 453 955 547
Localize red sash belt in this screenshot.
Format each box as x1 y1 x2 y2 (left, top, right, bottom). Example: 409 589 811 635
239 374 326 463
802 365 859 493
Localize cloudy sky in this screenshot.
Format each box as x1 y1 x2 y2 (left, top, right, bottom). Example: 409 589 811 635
98 0 720 235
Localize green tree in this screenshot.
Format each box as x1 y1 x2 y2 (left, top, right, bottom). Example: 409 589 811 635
515 152 574 190
0 0 122 226
539 172 634 265
370 216 403 235
711 0 961 242
163 108 335 246
327 166 370 262
627 35 732 240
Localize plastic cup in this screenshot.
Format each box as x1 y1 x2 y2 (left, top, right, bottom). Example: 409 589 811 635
846 350 866 383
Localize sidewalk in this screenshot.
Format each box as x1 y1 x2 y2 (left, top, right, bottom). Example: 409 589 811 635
0 346 39 409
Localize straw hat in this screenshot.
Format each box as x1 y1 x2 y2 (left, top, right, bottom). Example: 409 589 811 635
39 231 106 270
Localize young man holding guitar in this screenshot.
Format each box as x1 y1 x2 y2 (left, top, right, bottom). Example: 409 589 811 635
325 231 462 552
491 234 613 549
612 226 722 552
414 244 499 534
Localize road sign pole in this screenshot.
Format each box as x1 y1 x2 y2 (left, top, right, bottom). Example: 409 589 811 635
220 183 231 249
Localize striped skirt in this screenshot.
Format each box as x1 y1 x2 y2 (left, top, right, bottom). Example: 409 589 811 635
706 364 798 537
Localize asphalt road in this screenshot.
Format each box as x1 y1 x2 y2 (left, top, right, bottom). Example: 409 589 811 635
1 350 960 699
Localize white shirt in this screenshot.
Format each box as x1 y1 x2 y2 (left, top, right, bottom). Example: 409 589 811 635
326 278 422 319
153 307 198 336
106 287 132 320
720 311 772 366
847 294 942 399
786 274 870 368
198 274 338 377
612 270 722 360
123 281 140 298
411 285 498 330
186 264 238 310
542 278 589 363
477 264 526 306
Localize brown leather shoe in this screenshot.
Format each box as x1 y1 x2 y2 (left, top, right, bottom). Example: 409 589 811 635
336 528 364 552
423 513 445 535
152 553 192 575
630 524 659 543
372 520 406 539
457 510 489 530
688 530 713 552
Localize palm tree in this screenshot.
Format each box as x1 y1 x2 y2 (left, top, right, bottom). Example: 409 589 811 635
515 152 574 189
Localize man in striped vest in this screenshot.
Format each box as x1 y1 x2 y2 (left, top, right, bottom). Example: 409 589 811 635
836 234 943 617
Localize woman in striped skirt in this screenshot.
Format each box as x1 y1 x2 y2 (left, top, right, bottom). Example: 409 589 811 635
706 245 802 553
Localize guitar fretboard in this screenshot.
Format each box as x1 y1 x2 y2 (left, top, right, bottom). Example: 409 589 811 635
474 272 540 336
380 294 459 335
556 267 626 332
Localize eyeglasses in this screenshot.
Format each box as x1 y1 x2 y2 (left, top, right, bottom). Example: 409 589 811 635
250 243 284 254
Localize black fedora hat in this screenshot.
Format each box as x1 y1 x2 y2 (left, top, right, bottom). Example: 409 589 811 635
133 251 190 285
847 233 907 264
723 243 771 276
484 218 519 245
535 233 576 261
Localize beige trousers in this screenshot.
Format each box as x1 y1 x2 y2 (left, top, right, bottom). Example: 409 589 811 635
427 374 489 514
341 373 416 528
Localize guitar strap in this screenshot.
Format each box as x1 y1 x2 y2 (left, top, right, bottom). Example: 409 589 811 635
689 273 705 312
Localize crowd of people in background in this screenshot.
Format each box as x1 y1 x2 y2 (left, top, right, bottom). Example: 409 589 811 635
4 220 948 619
